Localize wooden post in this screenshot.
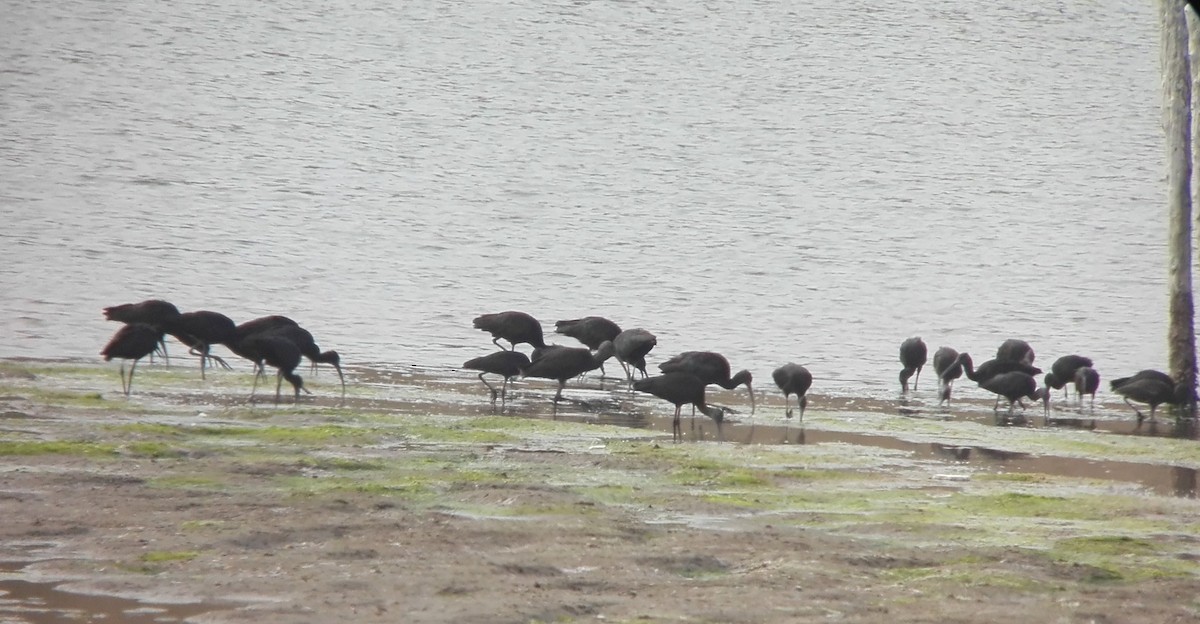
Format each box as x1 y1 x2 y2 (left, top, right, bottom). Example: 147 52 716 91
1163 0 1197 415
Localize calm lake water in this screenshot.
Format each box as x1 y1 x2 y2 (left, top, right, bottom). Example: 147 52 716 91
0 0 1175 396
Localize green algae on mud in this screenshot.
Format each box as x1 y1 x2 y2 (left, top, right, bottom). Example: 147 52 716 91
4 356 1200 619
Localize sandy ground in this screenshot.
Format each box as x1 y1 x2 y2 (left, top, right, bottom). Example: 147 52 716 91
1 358 1199 623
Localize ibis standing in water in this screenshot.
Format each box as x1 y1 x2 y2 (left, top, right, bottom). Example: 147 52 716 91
521 341 615 403
100 322 163 396
554 316 621 378
1043 355 1094 405
899 337 927 394
473 311 547 351
658 351 755 414
772 363 812 420
932 347 963 406
633 372 725 442
1109 370 1191 423
613 328 657 383
463 350 531 405
103 299 181 366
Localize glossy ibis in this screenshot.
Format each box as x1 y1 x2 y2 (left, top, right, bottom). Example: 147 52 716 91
772 363 812 420
520 341 615 402
463 350 531 405
555 316 621 377
977 371 1043 416
1073 366 1100 410
239 333 308 403
102 299 180 366
899 337 927 394
633 372 725 442
958 353 1043 409
167 310 236 379
1043 355 1094 403
1110 370 1190 422
100 323 163 395
995 339 1035 366
932 347 963 406
613 328 656 383
473 311 547 351
659 351 755 414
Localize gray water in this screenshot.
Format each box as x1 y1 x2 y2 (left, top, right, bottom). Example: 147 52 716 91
0 0 1173 396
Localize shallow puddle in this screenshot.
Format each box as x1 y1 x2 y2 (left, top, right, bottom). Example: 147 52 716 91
0 560 231 623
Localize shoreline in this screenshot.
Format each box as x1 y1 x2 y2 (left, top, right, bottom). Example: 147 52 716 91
2 357 1199 623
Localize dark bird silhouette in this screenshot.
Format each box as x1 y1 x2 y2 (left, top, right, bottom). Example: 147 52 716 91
659 351 755 414
238 333 308 403
463 350 531 405
261 324 345 398
633 372 725 442
613 328 657 383
1043 355 1094 403
521 341 615 402
1074 366 1100 410
995 339 1036 366
100 323 163 395
958 353 1043 409
167 310 237 380
977 371 1043 416
899 337 927 394
102 299 181 366
932 347 963 406
772 363 812 420
229 316 344 393
555 316 622 377
473 311 547 351
1110 370 1191 423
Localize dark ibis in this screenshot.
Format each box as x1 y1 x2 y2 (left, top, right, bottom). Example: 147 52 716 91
1043 355 1094 403
772 363 812 420
100 323 163 395
463 350 531 405
958 353 1042 409
932 347 963 406
555 316 621 377
1073 366 1100 410
1110 370 1191 423
613 328 656 383
167 310 237 380
473 311 547 351
102 299 181 365
977 371 1043 416
899 337 927 394
260 324 345 398
520 341 615 402
633 372 725 442
238 333 308 404
659 351 755 414
995 339 1036 366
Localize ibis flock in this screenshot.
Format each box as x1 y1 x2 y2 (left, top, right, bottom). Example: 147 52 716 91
99 301 1194 441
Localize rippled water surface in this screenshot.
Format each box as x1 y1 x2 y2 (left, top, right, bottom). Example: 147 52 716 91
1 0 1172 394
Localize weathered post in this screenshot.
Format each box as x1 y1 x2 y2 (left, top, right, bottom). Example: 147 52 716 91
1163 0 1197 415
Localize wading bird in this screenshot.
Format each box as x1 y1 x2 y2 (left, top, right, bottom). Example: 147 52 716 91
932 347 963 406
555 316 621 377
613 328 657 383
1043 355 1094 404
633 372 725 442
100 323 163 395
102 299 181 365
659 351 755 414
521 341 614 403
1110 370 1190 423
463 350 531 405
473 311 547 351
772 363 812 420
1074 366 1101 410
899 337 927 394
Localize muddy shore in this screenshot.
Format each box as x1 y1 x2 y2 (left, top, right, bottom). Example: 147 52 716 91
1 358 1198 623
